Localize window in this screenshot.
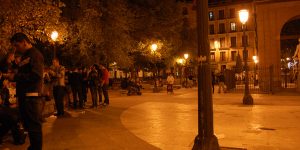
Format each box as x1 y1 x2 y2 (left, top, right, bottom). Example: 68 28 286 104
220 37 225 48
219 23 225 34
209 25 215 34
242 35 248 47
219 10 225 20
229 8 235 18
209 11 214 21
210 52 215 61
231 51 237 61
230 22 236 32
230 37 237 47
220 52 226 62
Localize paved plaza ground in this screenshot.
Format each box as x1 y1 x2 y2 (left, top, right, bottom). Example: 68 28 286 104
1 88 300 150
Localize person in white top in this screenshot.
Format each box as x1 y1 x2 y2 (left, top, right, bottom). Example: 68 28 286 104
167 73 175 94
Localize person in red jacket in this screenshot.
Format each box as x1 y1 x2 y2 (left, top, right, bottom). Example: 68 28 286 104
99 65 110 106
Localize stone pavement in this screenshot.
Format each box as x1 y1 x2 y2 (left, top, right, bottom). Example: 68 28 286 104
1 88 300 150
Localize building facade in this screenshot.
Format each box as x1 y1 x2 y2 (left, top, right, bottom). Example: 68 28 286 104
179 0 258 72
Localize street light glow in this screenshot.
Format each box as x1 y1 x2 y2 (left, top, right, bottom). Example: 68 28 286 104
239 9 249 24
214 41 220 49
51 31 58 41
253 56 259 64
184 53 189 60
177 58 184 64
151 44 158 52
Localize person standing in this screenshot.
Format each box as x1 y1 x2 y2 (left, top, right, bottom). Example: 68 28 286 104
49 58 65 116
166 73 175 94
8 33 44 150
212 72 216 94
218 72 226 93
82 67 89 106
88 64 100 108
99 65 110 106
69 68 84 109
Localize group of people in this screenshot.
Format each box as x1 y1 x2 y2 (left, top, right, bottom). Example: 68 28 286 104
43 60 110 117
0 32 111 150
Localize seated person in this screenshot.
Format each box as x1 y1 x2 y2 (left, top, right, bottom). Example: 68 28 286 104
0 80 26 145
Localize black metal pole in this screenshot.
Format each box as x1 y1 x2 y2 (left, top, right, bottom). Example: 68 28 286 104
186 60 188 88
53 43 57 59
242 25 254 105
192 0 220 149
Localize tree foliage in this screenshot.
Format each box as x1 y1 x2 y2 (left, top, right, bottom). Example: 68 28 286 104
0 0 65 59
129 0 183 69
0 0 184 70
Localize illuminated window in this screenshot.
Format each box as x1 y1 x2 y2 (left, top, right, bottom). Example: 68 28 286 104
209 11 214 21
230 22 236 32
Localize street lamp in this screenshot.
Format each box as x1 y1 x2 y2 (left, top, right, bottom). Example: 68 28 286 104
151 44 158 52
193 0 219 149
51 31 59 58
239 9 253 105
253 56 259 86
151 43 159 92
177 58 184 85
51 31 58 41
184 53 189 88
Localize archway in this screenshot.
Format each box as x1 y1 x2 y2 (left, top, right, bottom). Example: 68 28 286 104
280 16 300 89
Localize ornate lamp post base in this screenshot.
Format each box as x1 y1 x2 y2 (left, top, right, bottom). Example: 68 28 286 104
243 94 254 105
192 135 220 150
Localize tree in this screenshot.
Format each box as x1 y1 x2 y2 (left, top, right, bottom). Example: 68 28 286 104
235 52 243 73
99 0 135 67
0 0 65 60
62 1 104 66
129 0 184 70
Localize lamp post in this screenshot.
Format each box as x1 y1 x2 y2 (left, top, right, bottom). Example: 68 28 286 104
151 43 159 92
184 53 189 88
239 9 253 105
253 56 258 86
192 0 219 149
177 58 184 86
51 31 58 58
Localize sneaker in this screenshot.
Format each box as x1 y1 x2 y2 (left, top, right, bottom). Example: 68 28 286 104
103 103 109 106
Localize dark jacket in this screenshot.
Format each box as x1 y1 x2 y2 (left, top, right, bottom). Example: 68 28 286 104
69 71 83 87
88 70 100 87
14 47 44 97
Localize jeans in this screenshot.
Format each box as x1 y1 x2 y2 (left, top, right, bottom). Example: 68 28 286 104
90 86 98 107
18 96 43 150
72 86 83 108
99 84 109 104
53 86 65 115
